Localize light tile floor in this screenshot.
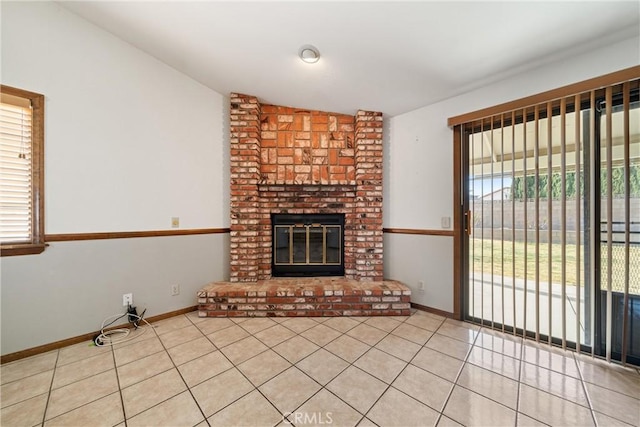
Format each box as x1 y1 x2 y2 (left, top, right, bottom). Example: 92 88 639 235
1 310 639 426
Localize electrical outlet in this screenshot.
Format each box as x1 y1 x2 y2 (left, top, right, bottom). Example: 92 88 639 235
418 281 425 292
123 293 133 306
171 217 180 228
171 284 180 296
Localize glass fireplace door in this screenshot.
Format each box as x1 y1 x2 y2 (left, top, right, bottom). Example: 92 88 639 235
272 214 344 277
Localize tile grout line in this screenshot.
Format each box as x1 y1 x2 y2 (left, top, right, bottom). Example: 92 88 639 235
38 346 122 425
347 315 490 423
236 316 369 425
122 315 211 425
39 349 60 427
448 331 529 415
109 338 128 427
357 315 452 423
519 345 607 423
573 351 600 427
266 316 376 426
514 328 525 427
181 313 229 426
286 316 408 425
183 313 219 427
431 320 481 426
232 315 410 426
287 314 422 426
363 336 442 422
195 316 287 425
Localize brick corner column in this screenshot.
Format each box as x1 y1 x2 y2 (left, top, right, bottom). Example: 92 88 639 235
354 110 384 281
230 93 261 282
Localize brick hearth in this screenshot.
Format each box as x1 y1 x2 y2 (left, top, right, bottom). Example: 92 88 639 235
198 278 411 318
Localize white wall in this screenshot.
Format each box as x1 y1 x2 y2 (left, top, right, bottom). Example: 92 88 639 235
0 1 229 355
383 35 639 313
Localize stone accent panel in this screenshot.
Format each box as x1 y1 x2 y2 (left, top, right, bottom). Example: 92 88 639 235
198 278 411 317
229 93 384 282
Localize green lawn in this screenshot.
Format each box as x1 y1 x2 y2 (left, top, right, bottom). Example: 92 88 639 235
470 238 639 294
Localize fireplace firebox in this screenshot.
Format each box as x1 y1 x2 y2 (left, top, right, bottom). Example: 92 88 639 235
272 214 345 277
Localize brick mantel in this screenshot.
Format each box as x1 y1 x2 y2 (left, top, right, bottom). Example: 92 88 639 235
229 93 383 282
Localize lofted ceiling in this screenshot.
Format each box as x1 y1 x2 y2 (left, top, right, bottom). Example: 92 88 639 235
58 1 640 117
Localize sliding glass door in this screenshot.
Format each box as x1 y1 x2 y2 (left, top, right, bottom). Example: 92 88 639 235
460 78 639 364
596 88 640 364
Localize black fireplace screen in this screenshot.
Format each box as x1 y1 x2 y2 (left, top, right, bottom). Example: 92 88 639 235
272 213 344 277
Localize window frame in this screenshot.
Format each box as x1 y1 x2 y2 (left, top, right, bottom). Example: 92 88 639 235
0 85 45 256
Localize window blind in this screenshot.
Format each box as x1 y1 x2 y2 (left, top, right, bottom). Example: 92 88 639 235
0 94 33 243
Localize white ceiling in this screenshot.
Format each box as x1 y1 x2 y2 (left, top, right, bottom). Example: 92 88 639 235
58 1 639 117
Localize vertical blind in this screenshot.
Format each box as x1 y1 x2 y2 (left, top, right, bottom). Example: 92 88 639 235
0 93 33 243
461 76 639 365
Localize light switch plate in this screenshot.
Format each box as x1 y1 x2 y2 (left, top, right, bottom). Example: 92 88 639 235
441 216 451 229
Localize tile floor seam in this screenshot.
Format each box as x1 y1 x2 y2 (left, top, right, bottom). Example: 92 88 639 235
196 323 286 422
333 328 388 355
514 327 528 427
282 378 364 426
578 371 640 400
519 361 593 410
401 337 473 385
122 388 187 422
159 329 209 351
115 347 166 369
38 349 59 427
107 340 128 427
314 387 368 424
151 318 209 425
317 330 379 366
464 357 523 385
272 319 393 424
236 357 291 388
117 362 176 391
520 366 605 412
0 371 53 404
359 332 447 424
278 320 320 335
47 343 122 424
352 369 396 423
44 389 123 424
388 376 449 415
183 365 235 390
249 365 302 426
592 410 636 427
431 321 480 426
517 344 599 427
244 381 294 426
224 363 300 423
293 346 351 386
454 384 525 424
236 319 277 335
574 351 608 427
426 336 473 362
50 356 118 392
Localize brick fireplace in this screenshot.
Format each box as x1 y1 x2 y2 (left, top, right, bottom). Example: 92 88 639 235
229 93 384 282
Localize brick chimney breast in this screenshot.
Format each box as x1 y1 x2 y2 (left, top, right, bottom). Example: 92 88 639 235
229 93 383 282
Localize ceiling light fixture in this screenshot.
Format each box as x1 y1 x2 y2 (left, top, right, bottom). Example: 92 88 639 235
298 45 320 64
